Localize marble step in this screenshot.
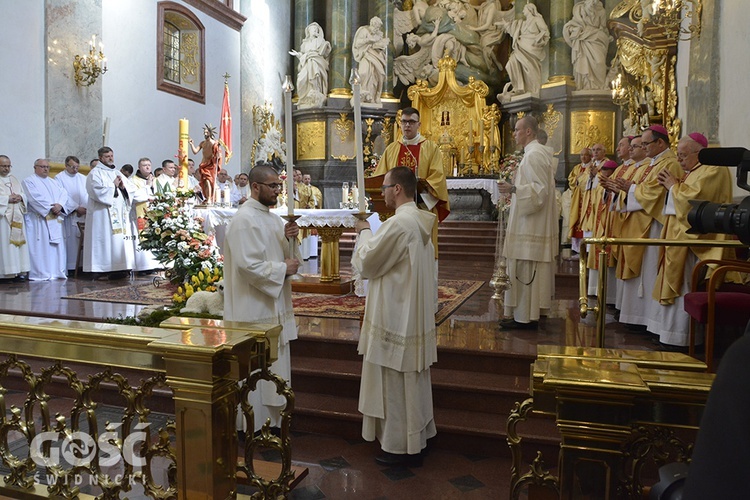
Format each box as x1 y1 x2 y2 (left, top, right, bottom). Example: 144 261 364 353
292 356 534 416
293 335 535 378
291 392 559 459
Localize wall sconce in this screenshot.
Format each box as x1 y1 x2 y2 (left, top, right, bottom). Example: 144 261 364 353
73 35 108 87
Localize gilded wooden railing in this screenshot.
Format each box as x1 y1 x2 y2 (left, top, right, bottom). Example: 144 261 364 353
579 237 745 347
0 313 290 499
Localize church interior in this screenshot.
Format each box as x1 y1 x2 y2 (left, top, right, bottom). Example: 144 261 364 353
1 0 750 498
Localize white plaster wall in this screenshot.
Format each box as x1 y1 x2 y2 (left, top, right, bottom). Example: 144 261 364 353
102 0 242 173
240 0 293 162
0 0 46 179
675 37 690 133
719 1 750 149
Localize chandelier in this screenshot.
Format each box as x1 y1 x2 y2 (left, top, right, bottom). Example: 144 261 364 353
610 73 630 106
73 35 107 87
646 0 702 40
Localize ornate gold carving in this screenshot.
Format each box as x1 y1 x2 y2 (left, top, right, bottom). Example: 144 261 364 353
316 227 345 282
618 424 693 498
382 116 393 145
541 104 563 154
331 154 355 161
297 121 326 161
238 362 296 497
570 111 616 153
508 398 560 499
333 113 353 143
364 118 375 158
0 355 177 497
181 32 199 84
406 54 493 175
516 111 525 119
542 104 561 139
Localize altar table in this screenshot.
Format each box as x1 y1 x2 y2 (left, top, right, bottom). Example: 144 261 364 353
197 207 380 284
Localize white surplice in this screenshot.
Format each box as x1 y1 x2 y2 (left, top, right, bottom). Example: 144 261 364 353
130 175 161 271
55 171 88 271
352 202 438 455
0 174 30 277
83 165 135 273
503 140 559 322
223 198 299 432
230 184 249 206
22 174 69 280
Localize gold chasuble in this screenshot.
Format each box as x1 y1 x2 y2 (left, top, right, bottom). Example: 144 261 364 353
567 163 588 239
375 138 450 257
654 164 736 304
618 151 682 280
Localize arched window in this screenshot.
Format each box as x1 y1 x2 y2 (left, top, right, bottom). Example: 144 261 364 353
157 2 205 103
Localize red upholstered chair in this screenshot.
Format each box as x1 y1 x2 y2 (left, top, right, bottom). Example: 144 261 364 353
683 259 750 372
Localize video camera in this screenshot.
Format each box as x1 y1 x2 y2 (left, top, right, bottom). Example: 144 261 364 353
687 147 750 244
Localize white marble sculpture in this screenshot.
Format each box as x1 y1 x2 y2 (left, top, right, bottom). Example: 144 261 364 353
290 22 331 109
393 0 429 55
500 3 550 97
394 19 441 87
563 0 610 90
352 16 389 105
468 0 515 72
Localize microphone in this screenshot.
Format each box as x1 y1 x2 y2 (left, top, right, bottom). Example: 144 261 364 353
698 147 750 166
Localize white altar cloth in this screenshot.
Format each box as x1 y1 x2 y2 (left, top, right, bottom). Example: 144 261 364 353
447 178 500 206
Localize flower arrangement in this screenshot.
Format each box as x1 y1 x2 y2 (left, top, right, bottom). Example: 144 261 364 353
497 152 523 211
172 267 223 306
139 190 223 287
365 153 380 177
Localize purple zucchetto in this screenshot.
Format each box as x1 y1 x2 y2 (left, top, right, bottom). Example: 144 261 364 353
688 132 708 148
648 124 669 137
601 160 619 170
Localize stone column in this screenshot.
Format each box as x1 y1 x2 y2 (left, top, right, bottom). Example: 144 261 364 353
45 0 102 163
547 0 573 83
371 0 394 98
687 0 719 142
294 0 315 95
294 0 314 52
329 0 354 96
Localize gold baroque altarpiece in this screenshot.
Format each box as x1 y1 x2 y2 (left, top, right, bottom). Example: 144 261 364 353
297 121 327 161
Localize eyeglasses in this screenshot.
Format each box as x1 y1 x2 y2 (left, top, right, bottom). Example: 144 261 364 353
400 119 419 126
677 152 696 160
256 182 282 190
641 139 657 146
629 144 642 149
380 184 396 192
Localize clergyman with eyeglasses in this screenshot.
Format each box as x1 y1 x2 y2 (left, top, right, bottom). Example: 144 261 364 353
374 107 450 258
0 155 30 281
223 165 301 435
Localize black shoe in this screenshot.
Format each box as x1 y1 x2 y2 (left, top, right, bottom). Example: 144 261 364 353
375 451 423 468
624 323 648 332
657 342 690 354
498 319 539 330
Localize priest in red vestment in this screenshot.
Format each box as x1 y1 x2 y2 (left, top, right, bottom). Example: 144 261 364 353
374 107 450 257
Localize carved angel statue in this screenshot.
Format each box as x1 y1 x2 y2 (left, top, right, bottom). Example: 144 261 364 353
393 0 430 55
394 19 441 87
352 16 389 104
290 22 331 109
563 0 610 90
499 3 550 97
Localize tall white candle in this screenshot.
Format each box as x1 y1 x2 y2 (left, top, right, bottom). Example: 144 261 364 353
283 75 295 215
350 69 367 212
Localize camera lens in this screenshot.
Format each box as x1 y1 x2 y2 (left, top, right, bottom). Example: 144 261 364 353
687 197 750 244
